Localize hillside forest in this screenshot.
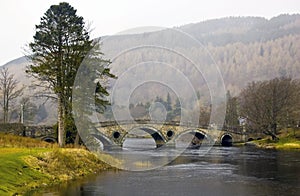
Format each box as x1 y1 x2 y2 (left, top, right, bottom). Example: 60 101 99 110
1 14 300 139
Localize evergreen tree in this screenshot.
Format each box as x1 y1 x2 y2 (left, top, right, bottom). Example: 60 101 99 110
172 98 181 120
27 2 114 146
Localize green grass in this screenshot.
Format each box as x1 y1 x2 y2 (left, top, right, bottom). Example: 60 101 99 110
0 133 57 148
0 133 117 195
0 148 51 195
253 128 300 150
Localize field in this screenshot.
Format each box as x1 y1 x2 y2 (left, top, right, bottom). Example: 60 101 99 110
0 133 117 195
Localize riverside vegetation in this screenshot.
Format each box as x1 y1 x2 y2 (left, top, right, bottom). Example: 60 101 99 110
0 129 299 195
0 133 118 195
251 128 300 150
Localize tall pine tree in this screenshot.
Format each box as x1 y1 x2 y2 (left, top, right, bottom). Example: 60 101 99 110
27 2 114 146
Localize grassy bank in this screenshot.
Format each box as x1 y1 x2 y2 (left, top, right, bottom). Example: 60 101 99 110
0 133 117 195
251 128 300 150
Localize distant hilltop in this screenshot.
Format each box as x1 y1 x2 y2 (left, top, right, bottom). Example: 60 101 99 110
2 14 300 125
3 14 300 66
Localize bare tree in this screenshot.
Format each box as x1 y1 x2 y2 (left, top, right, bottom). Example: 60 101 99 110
0 68 23 123
239 77 300 139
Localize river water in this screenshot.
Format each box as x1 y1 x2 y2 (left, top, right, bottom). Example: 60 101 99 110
31 138 300 196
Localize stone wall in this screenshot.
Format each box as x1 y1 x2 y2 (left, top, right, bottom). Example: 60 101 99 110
0 123 25 135
0 123 54 138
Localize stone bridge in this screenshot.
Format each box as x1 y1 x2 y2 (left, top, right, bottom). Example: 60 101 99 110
92 120 261 150
24 126 57 143
0 122 264 147
0 123 57 143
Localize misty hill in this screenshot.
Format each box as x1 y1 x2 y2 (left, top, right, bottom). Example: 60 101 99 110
2 14 300 124
101 14 300 96
180 14 300 45
102 14 300 50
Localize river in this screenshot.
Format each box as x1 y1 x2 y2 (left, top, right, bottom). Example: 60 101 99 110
30 138 300 196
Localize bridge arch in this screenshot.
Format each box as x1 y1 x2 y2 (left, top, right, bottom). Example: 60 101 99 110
247 138 254 142
135 126 167 148
91 133 115 149
221 134 233 146
121 125 167 148
174 129 211 148
41 136 57 143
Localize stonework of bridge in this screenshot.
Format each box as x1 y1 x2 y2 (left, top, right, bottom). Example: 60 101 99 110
0 122 264 147
0 123 57 143
93 120 261 149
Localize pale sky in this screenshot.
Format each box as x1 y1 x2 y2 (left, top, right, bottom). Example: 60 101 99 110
0 0 299 65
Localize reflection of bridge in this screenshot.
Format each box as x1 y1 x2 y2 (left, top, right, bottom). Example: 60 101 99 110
93 120 262 150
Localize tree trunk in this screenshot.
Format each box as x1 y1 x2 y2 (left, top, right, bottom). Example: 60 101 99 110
3 109 7 123
58 95 65 147
4 104 9 123
3 97 8 123
271 123 277 135
74 132 80 147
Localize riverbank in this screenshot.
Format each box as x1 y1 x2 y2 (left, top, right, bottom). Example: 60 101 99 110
0 133 117 195
248 128 300 150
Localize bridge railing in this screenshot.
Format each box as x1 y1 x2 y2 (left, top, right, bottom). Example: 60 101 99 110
96 120 245 134
96 119 208 128
222 126 244 135
0 121 244 136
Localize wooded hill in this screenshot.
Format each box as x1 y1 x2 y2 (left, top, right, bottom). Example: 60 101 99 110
102 14 300 98
2 14 300 124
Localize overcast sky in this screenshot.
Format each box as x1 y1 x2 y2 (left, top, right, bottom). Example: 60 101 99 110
0 0 299 65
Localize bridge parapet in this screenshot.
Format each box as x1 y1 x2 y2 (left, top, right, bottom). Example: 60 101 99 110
24 126 54 138
97 120 209 129
0 123 56 142
94 120 252 149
